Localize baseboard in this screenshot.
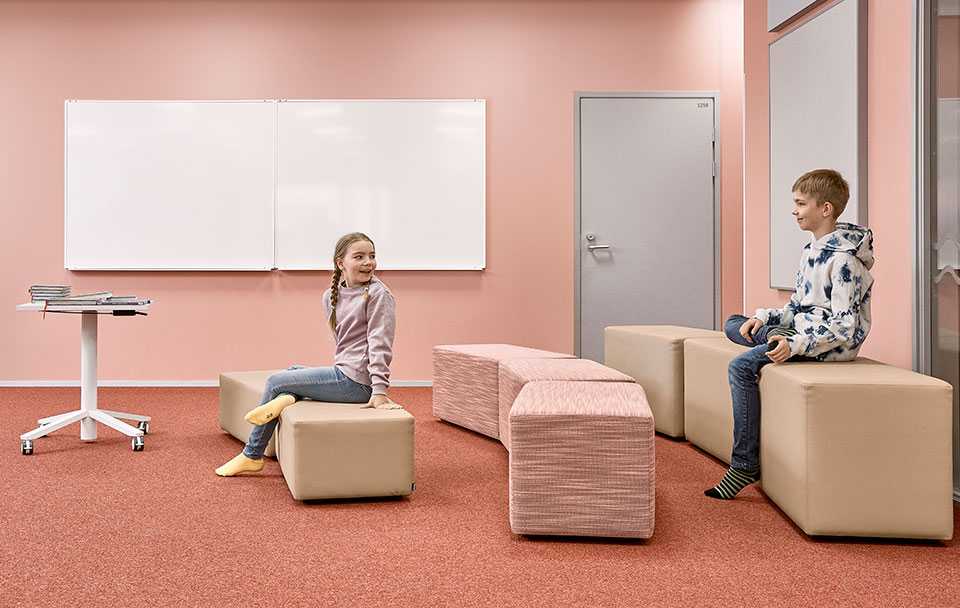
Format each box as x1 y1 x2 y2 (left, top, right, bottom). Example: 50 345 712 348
0 379 433 388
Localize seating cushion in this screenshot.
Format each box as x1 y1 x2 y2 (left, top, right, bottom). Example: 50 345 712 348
498 358 634 450
432 344 573 439
219 370 279 458
277 402 415 501
759 359 953 539
605 325 724 437
682 338 749 463
508 381 655 538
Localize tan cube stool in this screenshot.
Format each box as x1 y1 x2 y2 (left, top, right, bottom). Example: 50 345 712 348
509 381 655 538
219 370 279 458
276 402 415 501
432 344 573 439
605 325 724 437
498 358 634 451
682 338 749 463
760 359 953 539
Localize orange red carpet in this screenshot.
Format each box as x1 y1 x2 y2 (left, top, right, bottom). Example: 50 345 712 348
1 387 957 607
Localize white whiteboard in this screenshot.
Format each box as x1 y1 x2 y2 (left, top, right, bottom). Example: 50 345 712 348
937 99 960 272
275 100 486 270
65 101 276 270
769 0 865 289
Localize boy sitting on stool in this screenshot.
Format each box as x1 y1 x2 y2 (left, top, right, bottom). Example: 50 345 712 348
706 168 875 500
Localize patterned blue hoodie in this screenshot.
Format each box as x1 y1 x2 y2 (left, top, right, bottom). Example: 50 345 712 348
754 222 875 361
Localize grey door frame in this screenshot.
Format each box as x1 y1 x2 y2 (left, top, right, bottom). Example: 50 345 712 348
574 91 722 357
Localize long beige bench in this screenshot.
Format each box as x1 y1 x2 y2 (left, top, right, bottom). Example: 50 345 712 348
679 336 953 540
605 325 724 437
219 370 415 501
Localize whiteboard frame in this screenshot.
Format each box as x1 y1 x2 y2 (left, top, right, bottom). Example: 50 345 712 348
768 0 867 290
274 98 487 271
64 99 278 271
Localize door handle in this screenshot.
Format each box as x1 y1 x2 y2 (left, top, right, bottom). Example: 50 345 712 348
587 244 611 250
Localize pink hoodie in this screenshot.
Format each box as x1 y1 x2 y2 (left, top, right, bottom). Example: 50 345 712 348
322 277 396 395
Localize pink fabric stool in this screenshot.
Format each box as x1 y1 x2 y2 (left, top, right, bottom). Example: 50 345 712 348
432 344 573 439
498 358 634 451
509 381 655 538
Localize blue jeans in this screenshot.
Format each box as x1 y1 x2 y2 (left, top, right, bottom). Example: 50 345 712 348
723 314 805 472
243 365 372 459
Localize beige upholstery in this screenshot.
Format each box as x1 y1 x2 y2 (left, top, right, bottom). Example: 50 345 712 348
219 370 278 458
509 381 655 538
277 402 415 501
498 358 634 451
759 359 954 539
220 370 415 501
682 338 749 463
605 325 724 437
432 344 573 439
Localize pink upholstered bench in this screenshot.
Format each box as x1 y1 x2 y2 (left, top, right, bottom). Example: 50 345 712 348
432 344 573 439
498 358 635 451
509 381 655 538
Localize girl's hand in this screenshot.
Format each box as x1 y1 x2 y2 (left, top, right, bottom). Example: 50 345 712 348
369 394 402 410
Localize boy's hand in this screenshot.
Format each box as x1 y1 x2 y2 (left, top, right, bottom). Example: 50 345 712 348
368 394 402 410
766 335 792 364
740 317 764 343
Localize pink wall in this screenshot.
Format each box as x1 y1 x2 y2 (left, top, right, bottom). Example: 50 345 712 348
744 0 914 369
2 0 744 383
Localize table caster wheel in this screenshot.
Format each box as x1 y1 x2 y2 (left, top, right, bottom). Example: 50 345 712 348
21 440 34 455
132 436 144 452
138 421 150 434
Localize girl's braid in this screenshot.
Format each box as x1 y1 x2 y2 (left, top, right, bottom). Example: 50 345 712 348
328 266 342 331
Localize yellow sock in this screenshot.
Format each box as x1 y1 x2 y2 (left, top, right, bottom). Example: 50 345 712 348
215 453 264 477
244 394 296 426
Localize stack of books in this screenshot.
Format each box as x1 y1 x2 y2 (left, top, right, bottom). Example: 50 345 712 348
29 285 71 302
29 287 151 307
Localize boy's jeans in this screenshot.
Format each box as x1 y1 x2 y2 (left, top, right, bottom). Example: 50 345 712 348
243 365 372 459
723 314 801 472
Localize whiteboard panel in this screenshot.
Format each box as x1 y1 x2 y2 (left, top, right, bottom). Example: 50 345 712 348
276 100 485 270
65 101 276 270
937 99 960 271
767 0 820 31
769 0 864 289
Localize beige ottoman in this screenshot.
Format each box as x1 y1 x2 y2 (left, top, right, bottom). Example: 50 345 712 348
760 359 953 539
432 344 573 439
509 381 655 538
498 358 634 451
605 325 724 437
276 402 415 501
219 370 280 458
682 338 750 463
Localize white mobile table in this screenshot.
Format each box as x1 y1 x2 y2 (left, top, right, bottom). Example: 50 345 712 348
16 301 153 454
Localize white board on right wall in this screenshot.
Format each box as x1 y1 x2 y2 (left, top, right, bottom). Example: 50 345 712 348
769 0 866 289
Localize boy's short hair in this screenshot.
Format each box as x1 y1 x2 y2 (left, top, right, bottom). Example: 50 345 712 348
792 169 849 219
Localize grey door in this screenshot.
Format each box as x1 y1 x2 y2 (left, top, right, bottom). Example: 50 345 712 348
577 96 718 362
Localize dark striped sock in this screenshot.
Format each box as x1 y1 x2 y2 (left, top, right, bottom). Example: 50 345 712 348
704 466 760 500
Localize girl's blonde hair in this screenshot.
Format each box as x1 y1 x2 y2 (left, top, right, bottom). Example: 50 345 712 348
329 232 375 331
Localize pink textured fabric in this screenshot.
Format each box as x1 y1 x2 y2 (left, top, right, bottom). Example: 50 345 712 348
432 344 573 438
498 358 635 451
509 381 655 538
